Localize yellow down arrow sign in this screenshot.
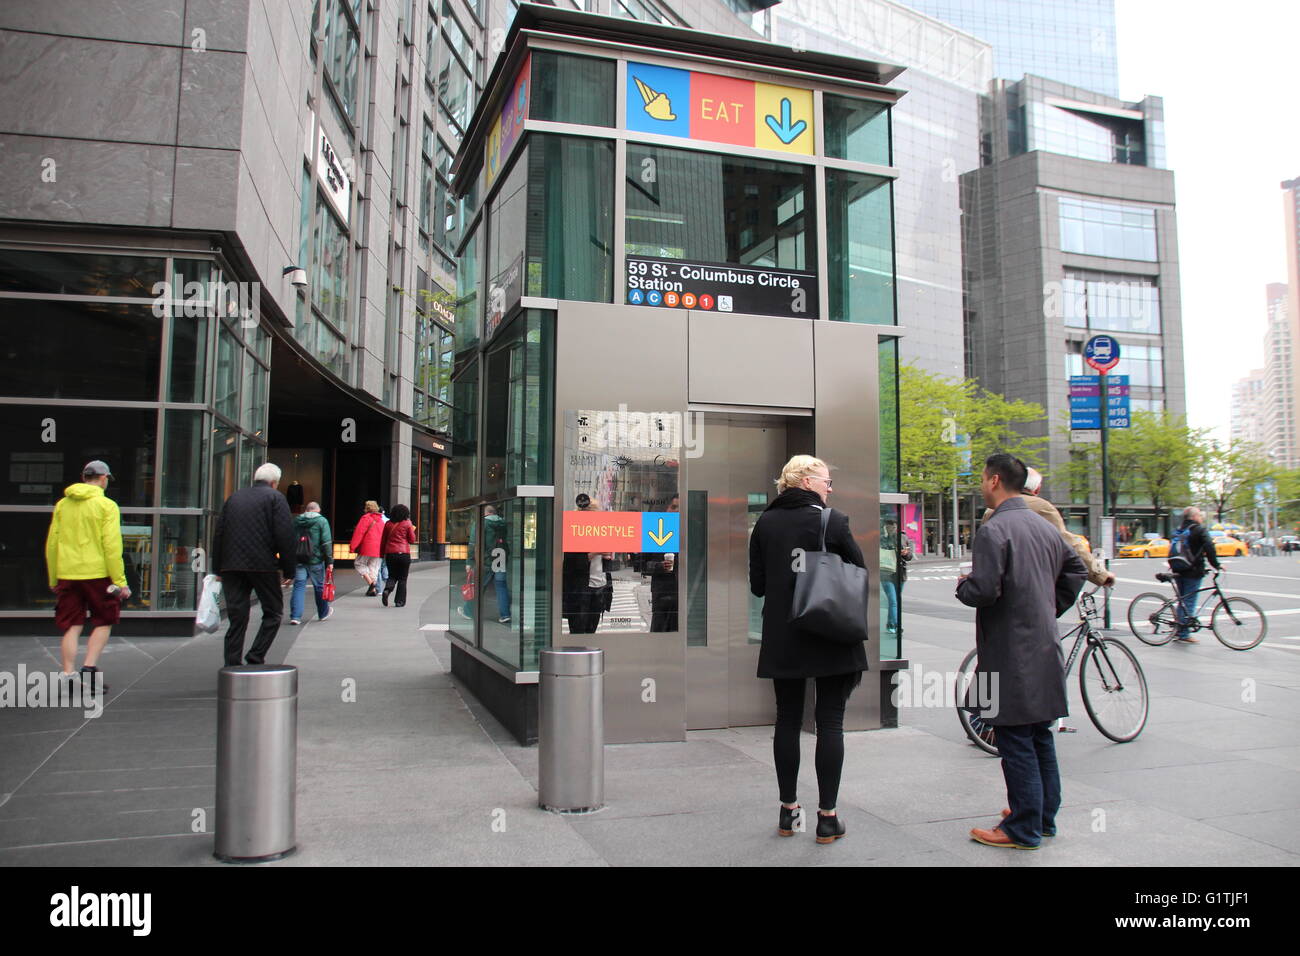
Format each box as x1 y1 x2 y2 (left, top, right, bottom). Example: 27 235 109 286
648 517 674 547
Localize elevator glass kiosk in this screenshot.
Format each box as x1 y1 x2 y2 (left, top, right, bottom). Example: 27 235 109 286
445 5 909 745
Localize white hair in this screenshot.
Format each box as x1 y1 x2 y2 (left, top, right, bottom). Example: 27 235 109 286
254 462 282 484
1023 468 1043 495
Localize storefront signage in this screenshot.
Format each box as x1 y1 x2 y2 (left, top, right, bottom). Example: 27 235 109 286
625 255 816 318
626 61 815 156
562 511 680 553
485 54 531 187
308 121 351 226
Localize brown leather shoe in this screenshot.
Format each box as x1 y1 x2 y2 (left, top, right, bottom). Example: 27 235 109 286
970 826 1038 849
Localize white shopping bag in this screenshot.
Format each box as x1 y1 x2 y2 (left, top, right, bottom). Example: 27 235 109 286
195 574 223 633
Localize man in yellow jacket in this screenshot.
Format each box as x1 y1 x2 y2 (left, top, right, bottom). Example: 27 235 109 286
44 461 129 690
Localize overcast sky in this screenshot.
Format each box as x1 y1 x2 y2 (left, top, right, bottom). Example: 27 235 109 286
1114 0 1298 440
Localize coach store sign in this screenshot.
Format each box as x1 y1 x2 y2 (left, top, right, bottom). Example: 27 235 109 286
304 115 352 226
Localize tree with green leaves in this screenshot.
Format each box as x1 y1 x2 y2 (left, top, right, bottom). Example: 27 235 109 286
1117 410 1206 532
1191 440 1279 524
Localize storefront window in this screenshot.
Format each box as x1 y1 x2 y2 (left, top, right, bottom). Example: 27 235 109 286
0 248 164 297
447 505 476 642
215 322 240 422
0 301 161 401
157 515 202 611
312 197 351 334
211 423 239 511
475 497 553 670
826 170 895 324
449 357 478 506
824 94 890 166
526 135 615 301
529 51 615 127
625 144 814 271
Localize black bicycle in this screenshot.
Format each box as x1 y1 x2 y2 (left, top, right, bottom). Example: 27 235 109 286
1126 570 1267 651
955 585 1149 755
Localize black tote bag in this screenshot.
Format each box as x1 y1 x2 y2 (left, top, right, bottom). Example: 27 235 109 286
788 506 871 645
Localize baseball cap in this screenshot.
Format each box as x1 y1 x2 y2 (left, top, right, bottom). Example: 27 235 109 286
82 460 113 479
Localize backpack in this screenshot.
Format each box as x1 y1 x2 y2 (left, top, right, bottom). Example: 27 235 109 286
295 529 315 563
1168 526 1199 574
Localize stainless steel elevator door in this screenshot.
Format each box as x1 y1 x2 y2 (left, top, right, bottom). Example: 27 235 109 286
685 412 812 729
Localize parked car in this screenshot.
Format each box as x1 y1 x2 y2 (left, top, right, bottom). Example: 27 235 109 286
1118 535 1170 558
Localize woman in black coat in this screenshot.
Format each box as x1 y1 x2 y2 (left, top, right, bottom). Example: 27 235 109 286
749 455 866 845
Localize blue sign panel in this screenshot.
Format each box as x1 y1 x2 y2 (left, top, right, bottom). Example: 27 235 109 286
639 512 681 553
626 62 691 139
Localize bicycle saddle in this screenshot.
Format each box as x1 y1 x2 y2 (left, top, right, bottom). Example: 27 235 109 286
1155 572 1175 583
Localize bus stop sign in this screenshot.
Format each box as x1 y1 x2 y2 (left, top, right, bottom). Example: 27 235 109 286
1084 335 1121 374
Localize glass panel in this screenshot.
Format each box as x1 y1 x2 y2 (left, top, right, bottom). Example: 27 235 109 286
119 516 154 609
486 148 528 332
0 301 161 400
161 410 206 508
625 144 813 271
824 94 890 166
1058 197 1157 263
479 500 517 666
157 514 202 611
448 505 476 642
168 263 213 403
481 310 554 499
215 322 240 421
527 135 615 302
826 171 894 324
448 357 478 506
210 422 239 511
241 348 268 436
313 197 351 334
0 512 62 610
239 438 260 486
454 225 480 358
747 493 766 644
879 339 900 493
0 249 164 297
879 503 904 660
529 51 616 127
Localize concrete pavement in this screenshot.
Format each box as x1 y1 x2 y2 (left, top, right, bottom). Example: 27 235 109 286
1 561 1297 866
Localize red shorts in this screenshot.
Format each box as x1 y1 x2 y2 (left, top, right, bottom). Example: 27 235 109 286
54 578 121 631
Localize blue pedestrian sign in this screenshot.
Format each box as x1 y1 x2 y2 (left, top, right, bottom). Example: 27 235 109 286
1084 335 1121 374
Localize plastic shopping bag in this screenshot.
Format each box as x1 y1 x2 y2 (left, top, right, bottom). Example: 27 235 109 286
195 574 223 633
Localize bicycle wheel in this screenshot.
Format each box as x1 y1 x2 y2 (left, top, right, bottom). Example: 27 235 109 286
954 648 999 756
1211 597 1267 650
1127 592 1177 646
1079 636 1148 742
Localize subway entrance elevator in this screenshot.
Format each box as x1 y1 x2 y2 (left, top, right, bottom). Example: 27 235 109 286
445 6 909 745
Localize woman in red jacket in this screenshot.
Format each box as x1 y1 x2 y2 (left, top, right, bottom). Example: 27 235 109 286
350 500 385 596
380 503 418 607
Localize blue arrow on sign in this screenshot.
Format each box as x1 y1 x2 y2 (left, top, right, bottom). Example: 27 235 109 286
764 98 808 145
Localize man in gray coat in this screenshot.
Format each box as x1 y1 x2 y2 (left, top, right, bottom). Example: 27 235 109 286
956 454 1087 849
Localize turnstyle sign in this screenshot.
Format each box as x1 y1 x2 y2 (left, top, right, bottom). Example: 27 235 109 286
625 256 816 318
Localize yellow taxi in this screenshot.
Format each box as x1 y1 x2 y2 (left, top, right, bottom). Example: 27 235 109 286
1209 531 1248 557
1118 535 1170 558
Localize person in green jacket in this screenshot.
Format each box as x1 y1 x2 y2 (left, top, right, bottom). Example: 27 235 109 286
44 461 128 690
289 501 335 624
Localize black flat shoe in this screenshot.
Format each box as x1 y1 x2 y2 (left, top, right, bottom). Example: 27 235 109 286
381 590 390 606
365 585 377 596
816 812 845 845
778 804 802 837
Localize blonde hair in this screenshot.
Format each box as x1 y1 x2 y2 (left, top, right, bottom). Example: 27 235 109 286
776 455 829 493
364 500 380 513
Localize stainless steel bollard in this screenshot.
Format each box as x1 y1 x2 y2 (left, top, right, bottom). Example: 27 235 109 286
214 665 297 862
538 647 604 813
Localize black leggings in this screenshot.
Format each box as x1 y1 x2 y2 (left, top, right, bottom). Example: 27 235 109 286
772 673 860 811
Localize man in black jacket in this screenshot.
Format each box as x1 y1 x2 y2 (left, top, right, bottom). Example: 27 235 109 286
1172 506 1222 643
212 463 297 666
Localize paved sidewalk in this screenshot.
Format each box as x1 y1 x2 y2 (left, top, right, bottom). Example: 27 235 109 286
1 564 1297 866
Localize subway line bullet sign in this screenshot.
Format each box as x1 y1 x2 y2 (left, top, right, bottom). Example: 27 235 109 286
626 62 814 155
562 511 681 552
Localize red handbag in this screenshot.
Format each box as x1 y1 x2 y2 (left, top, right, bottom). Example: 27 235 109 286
460 565 475 601
321 566 336 603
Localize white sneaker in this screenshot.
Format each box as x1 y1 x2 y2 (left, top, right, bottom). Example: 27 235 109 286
288 619 301 626
321 606 335 622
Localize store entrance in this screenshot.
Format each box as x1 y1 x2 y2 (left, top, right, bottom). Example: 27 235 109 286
685 411 815 729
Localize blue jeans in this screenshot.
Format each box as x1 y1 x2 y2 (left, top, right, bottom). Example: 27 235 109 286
1175 574 1201 638
291 563 329 620
493 571 511 620
882 579 899 631
996 721 1060 847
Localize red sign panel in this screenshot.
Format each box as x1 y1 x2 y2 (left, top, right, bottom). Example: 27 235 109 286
562 511 641 551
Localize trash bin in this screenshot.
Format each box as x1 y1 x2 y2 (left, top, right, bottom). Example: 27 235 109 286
214 664 297 862
538 647 604 813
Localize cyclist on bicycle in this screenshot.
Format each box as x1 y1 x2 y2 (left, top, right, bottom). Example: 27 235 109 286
1169 506 1222 643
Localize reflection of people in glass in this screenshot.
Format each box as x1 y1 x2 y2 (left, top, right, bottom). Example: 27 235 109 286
484 505 511 624
562 494 610 634
880 518 911 634
645 495 678 632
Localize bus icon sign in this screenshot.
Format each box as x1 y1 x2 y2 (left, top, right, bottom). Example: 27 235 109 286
1084 335 1121 373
